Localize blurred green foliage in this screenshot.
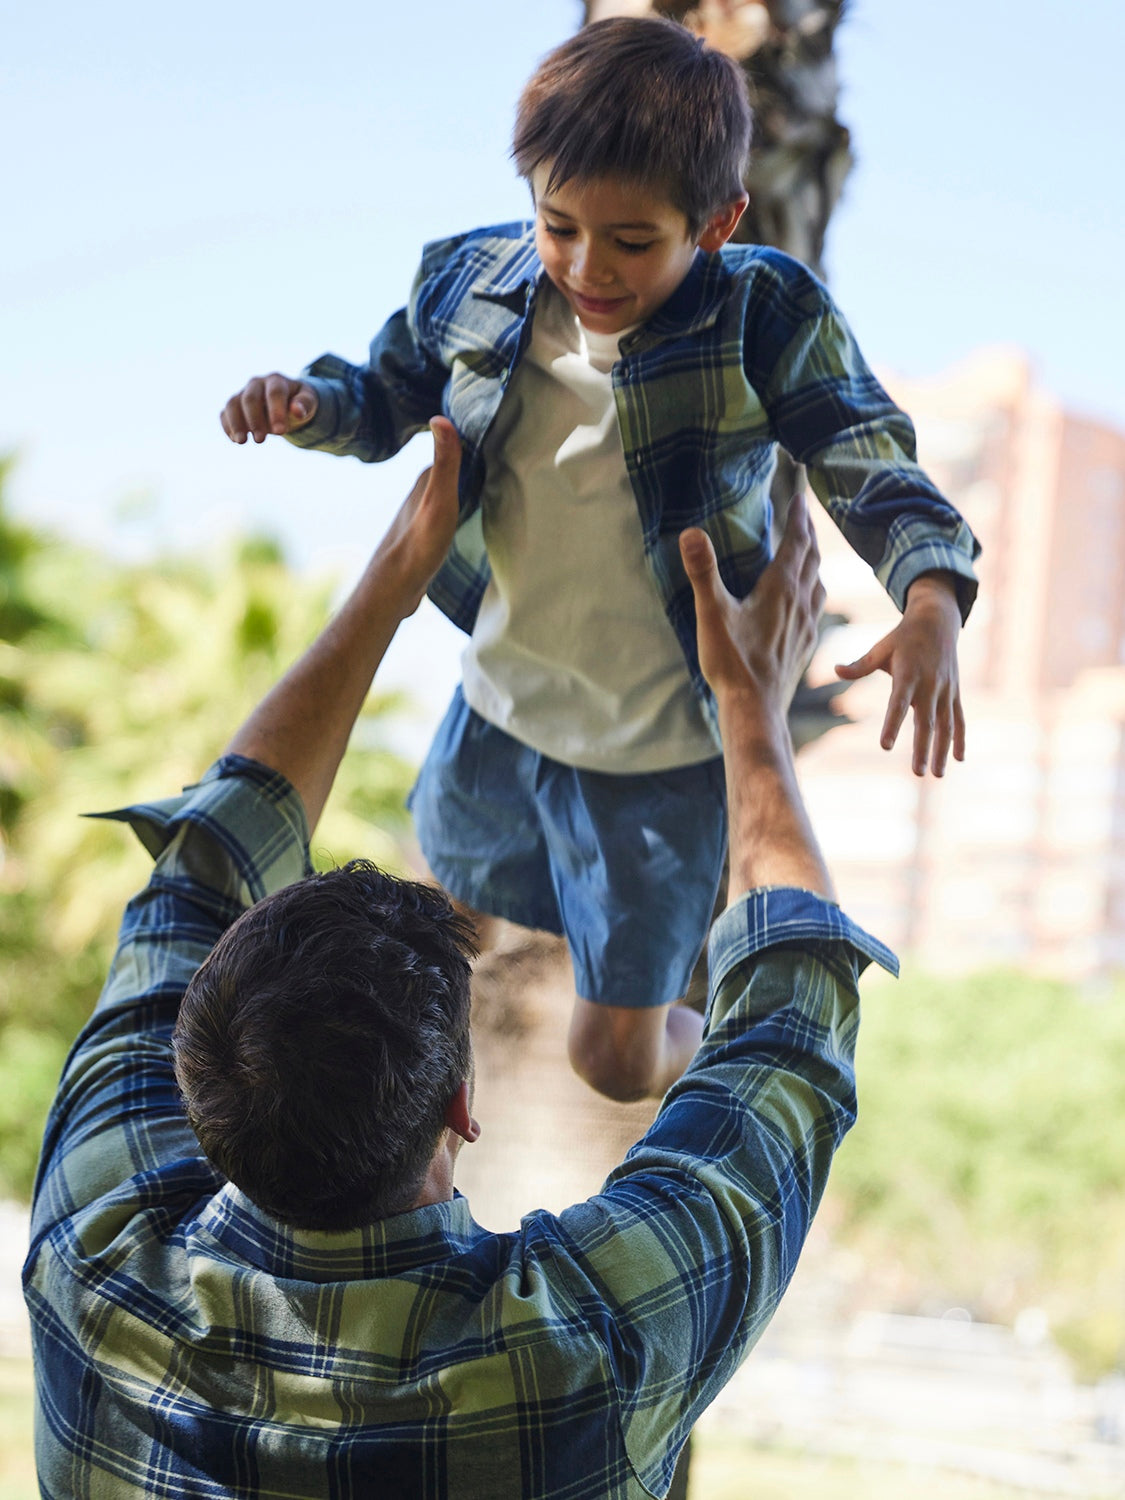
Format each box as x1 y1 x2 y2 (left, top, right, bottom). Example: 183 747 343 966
833 967 1125 1378
0 465 417 1200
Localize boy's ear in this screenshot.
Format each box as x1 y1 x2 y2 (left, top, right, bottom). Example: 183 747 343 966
696 193 749 252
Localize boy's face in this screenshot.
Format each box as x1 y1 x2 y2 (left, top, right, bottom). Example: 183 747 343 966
531 165 744 335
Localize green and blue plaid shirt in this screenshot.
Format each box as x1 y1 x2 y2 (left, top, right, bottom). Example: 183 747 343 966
26 762 900 1500
290 223 979 742
25 756 896 1498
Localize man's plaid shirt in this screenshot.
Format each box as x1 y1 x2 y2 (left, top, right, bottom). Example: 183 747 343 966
290 223 979 742
25 755 895 1498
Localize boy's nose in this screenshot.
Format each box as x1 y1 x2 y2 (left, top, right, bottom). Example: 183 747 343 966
573 240 613 286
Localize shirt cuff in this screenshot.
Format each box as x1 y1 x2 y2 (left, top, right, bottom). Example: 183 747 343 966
885 543 980 623
86 754 312 903
285 362 351 449
709 885 899 998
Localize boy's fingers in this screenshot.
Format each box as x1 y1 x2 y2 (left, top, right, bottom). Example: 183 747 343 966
220 401 246 443
834 652 874 681
879 687 910 753
265 374 295 434
911 709 935 777
930 708 953 777
952 697 967 762
238 379 269 443
289 385 316 426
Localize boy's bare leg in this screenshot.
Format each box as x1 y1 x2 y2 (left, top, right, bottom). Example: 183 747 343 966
410 855 504 956
448 895 505 957
568 997 704 1103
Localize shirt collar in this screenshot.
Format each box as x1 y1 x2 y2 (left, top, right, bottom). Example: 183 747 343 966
622 251 730 351
471 225 541 313
471 233 729 348
190 1182 487 1282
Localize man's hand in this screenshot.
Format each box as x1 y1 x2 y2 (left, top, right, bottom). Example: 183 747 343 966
373 417 462 617
834 572 964 777
680 494 825 719
680 497 833 903
224 419 461 831
221 373 319 444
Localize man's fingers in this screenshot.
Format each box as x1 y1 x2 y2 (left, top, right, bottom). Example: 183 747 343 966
428 416 462 478
678 526 718 588
776 496 823 613
952 696 967 763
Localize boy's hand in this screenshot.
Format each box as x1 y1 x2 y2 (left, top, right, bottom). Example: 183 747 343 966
221 373 318 444
835 572 964 777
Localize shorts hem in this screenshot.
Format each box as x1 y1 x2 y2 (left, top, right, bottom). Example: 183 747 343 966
571 959 701 1011
424 852 565 939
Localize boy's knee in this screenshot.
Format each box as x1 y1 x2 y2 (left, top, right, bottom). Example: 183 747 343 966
567 1002 663 1103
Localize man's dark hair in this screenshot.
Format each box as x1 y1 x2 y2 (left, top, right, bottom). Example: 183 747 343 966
512 16 752 234
172 862 476 1231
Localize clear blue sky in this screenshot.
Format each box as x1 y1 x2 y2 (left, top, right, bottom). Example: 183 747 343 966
3 0 1121 581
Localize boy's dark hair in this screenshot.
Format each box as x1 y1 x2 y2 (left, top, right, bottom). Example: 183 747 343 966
172 862 476 1232
512 17 752 233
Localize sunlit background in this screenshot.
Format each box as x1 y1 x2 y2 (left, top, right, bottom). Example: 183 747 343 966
3 2 1125 1495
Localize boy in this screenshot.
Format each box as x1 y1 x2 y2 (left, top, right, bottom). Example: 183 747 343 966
221 18 978 1103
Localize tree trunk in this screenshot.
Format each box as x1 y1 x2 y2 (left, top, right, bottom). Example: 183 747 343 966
574 6 856 1490
582 0 851 279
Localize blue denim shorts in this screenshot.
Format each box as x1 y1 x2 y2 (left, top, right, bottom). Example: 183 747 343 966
408 688 727 1008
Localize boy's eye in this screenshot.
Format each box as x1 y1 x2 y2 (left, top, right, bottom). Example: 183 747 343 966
617 240 654 255
543 222 575 239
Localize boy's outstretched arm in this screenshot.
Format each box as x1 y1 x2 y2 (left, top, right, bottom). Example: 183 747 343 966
834 569 964 778
221 372 319 445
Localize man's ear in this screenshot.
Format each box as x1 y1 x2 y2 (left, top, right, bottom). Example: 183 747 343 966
696 193 749 252
444 1080 481 1145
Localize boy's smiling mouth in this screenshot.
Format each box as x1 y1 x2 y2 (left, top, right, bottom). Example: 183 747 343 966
570 290 630 318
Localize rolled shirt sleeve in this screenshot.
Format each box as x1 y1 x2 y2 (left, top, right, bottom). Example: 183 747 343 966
547 887 897 1497
30 756 311 1240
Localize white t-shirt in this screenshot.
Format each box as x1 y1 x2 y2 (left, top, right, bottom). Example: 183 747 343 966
460 286 715 773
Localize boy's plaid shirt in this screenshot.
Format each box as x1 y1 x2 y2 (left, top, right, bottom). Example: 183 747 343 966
291 222 979 742
25 756 895 1498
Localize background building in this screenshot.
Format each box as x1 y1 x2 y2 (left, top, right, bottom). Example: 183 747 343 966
801 349 1125 975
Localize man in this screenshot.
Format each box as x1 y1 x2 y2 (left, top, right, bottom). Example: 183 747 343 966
25 418 895 1498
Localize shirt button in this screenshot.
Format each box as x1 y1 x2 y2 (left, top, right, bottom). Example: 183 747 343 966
633 448 644 467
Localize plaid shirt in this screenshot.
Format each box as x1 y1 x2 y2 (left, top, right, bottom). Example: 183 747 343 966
25 756 895 1498
290 222 979 740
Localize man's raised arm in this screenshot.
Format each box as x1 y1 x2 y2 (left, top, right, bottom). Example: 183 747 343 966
678 495 833 904
226 418 460 830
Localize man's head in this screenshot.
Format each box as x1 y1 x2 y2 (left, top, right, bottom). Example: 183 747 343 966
513 18 751 333
172 862 477 1232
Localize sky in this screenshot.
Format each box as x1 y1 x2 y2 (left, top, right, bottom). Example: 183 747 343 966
3 0 1123 718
